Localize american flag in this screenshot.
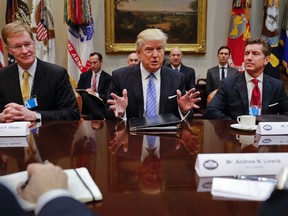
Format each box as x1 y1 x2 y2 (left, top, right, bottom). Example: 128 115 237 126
37 22 47 41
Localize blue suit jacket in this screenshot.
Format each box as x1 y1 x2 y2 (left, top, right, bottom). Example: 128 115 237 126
0 183 97 216
204 72 288 120
205 65 239 95
166 63 196 90
106 64 189 120
77 70 112 102
0 59 79 120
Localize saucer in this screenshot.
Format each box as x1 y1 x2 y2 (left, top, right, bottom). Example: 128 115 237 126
230 123 257 131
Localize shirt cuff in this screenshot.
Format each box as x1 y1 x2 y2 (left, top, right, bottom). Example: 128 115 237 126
35 189 71 215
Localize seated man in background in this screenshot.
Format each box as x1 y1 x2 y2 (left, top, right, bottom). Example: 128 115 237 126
127 52 139 66
0 21 79 122
166 47 196 91
0 162 97 216
204 37 288 120
205 46 238 96
77 52 111 120
106 28 201 120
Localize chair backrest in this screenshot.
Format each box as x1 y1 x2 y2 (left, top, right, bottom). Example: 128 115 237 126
195 78 207 113
74 91 82 115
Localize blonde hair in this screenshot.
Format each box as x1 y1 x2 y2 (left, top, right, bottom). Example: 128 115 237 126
135 28 167 51
1 21 34 45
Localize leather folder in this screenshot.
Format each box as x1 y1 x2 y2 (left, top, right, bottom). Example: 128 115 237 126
129 113 182 132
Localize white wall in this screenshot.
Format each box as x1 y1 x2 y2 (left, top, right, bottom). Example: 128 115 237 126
0 0 286 80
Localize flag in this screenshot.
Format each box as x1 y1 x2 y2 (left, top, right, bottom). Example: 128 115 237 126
5 0 30 64
65 0 94 88
227 0 251 72
0 39 5 68
261 0 280 79
279 0 288 75
31 0 56 63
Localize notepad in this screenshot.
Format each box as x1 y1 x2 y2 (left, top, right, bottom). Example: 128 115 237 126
211 177 275 201
0 167 103 211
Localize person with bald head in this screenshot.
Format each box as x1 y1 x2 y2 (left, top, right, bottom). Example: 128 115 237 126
127 52 139 66
166 47 196 91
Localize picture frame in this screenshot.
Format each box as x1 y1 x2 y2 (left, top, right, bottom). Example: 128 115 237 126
105 0 207 54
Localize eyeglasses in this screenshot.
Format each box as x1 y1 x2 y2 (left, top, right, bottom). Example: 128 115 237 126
8 42 35 51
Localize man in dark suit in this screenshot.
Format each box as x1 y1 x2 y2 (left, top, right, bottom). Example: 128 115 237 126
106 28 201 120
166 47 196 90
0 163 97 216
205 46 239 95
77 52 111 119
0 21 79 122
204 37 288 120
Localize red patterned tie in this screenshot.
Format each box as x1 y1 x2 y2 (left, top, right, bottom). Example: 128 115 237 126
251 78 261 106
92 73 97 92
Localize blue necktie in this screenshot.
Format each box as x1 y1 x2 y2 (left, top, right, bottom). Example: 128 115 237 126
146 73 157 117
147 135 156 149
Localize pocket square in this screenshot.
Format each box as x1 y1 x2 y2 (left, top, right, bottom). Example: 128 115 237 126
268 102 278 107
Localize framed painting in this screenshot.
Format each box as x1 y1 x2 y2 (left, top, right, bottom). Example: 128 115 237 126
105 0 207 53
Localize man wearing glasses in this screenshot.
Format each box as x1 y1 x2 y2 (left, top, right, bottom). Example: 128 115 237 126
0 21 79 122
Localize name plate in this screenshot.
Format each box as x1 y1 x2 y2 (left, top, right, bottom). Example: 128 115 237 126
0 137 28 147
256 134 288 145
195 153 288 177
256 122 288 135
0 122 30 137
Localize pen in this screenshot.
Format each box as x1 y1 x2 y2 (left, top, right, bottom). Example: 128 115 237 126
21 160 50 189
168 95 177 99
235 175 277 184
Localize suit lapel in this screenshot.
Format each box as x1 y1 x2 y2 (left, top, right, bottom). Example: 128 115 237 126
215 66 220 82
236 74 249 114
31 60 47 97
9 65 23 104
261 76 271 114
131 67 144 116
159 67 170 114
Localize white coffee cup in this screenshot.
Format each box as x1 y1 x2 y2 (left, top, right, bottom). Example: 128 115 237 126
237 115 256 128
236 134 255 145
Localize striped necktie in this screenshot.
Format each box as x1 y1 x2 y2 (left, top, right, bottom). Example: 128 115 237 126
146 73 157 117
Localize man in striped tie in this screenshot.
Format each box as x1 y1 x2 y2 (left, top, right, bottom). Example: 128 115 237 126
106 28 201 120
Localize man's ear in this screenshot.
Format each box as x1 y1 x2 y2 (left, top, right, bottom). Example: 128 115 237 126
264 55 270 66
5 45 12 55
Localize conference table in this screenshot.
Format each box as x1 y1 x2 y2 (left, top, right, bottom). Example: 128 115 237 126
0 119 285 216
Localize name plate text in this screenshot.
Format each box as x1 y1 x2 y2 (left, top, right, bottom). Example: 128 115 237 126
0 122 30 137
195 153 288 177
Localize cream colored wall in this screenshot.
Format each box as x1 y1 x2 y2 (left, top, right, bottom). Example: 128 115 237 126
0 0 286 80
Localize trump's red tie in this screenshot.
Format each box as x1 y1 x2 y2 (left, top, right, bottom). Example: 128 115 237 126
251 78 261 106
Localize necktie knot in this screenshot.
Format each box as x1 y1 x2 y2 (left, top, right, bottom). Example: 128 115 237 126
148 73 155 79
252 78 258 85
23 71 30 79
